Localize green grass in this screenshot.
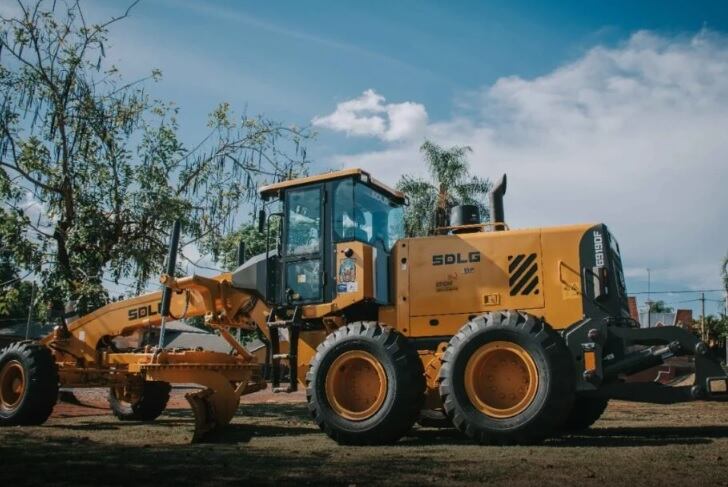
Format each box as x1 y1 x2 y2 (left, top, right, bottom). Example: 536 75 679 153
1 401 728 486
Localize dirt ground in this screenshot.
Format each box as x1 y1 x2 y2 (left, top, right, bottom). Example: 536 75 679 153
1 388 728 486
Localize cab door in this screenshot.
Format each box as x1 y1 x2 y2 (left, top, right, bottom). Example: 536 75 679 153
281 185 325 304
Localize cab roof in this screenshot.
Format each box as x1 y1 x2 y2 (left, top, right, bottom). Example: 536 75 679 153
259 168 406 203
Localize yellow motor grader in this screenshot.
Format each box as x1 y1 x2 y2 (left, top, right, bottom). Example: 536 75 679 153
1 168 727 444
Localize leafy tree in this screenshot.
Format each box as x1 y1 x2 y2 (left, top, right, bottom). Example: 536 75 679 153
0 1 311 314
396 140 490 237
218 219 280 271
702 314 728 342
648 300 674 313
0 207 42 326
722 253 728 294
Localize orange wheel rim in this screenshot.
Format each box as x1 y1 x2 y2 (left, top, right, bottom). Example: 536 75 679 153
464 341 539 418
0 360 26 411
325 350 388 421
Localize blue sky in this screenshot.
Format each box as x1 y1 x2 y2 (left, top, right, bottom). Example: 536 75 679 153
75 1 728 314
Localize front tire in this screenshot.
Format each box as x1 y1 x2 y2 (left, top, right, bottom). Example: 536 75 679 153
108 381 171 421
0 341 58 426
306 322 425 445
439 311 574 444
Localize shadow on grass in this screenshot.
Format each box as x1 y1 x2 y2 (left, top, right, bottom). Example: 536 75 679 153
548 425 728 448
164 404 728 448
404 426 724 448
0 434 336 487
2 403 728 486
35 403 728 450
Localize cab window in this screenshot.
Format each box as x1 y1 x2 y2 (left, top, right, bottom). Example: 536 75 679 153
333 179 404 250
285 187 321 256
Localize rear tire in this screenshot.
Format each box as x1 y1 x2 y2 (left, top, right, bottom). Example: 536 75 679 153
306 322 425 445
0 341 58 426
563 396 609 431
439 311 574 444
108 381 171 421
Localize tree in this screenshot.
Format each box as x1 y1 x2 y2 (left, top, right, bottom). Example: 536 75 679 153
0 207 41 326
722 253 728 294
396 140 490 237
217 219 280 271
0 1 311 314
648 300 673 313
702 314 728 343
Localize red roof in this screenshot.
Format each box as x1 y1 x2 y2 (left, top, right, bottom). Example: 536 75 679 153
674 309 693 326
627 296 640 323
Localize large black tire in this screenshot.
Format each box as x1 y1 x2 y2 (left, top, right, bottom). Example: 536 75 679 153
0 341 58 426
439 311 575 444
108 381 171 421
563 396 609 431
306 322 425 445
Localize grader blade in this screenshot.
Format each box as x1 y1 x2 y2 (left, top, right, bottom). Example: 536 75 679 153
186 388 217 443
140 358 256 443
181 373 241 442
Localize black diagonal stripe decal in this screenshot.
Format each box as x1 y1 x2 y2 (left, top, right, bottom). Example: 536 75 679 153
508 254 525 273
521 276 539 296
508 253 536 287
511 262 538 295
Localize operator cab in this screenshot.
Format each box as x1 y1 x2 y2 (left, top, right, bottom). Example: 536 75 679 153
234 168 406 309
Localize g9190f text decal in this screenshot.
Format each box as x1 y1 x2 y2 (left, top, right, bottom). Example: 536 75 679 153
593 231 605 267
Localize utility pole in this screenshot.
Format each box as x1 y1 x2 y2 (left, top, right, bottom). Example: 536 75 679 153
646 268 652 328
724 292 728 364
24 281 35 339
700 292 706 343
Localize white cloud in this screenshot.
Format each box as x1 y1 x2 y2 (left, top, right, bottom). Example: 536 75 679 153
312 89 428 141
323 31 728 291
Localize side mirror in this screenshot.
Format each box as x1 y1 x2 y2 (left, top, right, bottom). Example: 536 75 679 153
258 209 266 234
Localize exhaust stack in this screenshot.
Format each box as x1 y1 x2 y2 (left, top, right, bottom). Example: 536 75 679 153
489 174 507 231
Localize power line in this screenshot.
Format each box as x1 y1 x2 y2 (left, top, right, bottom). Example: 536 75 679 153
661 298 701 305
630 289 724 295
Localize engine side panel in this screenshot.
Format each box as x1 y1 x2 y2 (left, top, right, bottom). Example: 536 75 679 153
389 224 593 337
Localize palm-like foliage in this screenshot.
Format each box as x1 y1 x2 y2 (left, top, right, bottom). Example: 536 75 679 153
396 141 490 237
722 253 728 294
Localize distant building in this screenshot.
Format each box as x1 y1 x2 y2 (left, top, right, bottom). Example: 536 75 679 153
627 297 640 322
637 309 693 329
674 309 694 329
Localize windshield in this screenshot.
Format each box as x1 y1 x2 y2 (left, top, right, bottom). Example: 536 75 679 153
333 178 404 250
